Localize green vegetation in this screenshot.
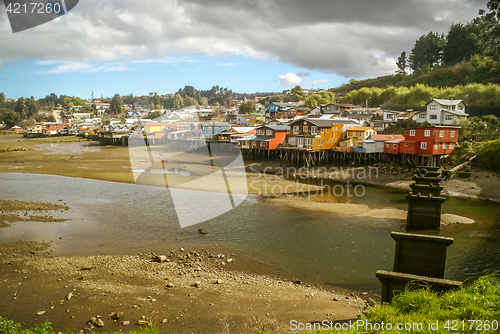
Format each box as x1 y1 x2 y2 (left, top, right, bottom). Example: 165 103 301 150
0 318 159 334
474 139 500 170
26 136 86 143
0 145 27 153
312 275 500 334
341 83 500 110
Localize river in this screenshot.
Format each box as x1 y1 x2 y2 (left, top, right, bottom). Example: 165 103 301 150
0 173 499 293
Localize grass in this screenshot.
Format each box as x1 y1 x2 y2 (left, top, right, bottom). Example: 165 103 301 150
25 136 87 143
474 139 500 171
311 274 500 333
0 145 27 153
0 318 159 334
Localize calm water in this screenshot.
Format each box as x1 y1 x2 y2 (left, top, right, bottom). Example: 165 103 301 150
0 173 499 292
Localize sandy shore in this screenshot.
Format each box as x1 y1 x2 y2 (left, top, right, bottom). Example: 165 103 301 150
0 240 369 333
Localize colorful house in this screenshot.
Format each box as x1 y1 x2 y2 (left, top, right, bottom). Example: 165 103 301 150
249 112 265 126
286 118 357 150
399 126 459 156
415 99 468 126
362 134 405 154
252 125 289 150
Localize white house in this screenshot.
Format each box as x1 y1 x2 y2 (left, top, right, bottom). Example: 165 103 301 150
415 99 468 125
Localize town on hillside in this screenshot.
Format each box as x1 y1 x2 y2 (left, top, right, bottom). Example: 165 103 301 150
1 91 474 168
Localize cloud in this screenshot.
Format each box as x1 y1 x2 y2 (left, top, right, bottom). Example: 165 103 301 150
304 79 331 86
215 62 238 66
0 0 483 78
296 72 311 77
37 60 127 74
279 72 302 86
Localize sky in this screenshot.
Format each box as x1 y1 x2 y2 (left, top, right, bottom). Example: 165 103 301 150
0 0 486 99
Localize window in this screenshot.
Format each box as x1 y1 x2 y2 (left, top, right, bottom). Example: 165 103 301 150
434 143 439 150
404 143 409 147
293 126 299 134
311 126 318 134
266 130 273 136
326 107 330 111
458 105 464 110
318 139 324 146
430 115 438 119
410 129 415 136
393 144 397 149
424 130 430 137
451 131 455 138
430 105 437 110
386 144 389 148
442 143 447 149
419 114 425 118
439 130 444 137
288 137 296 145
327 128 330 133
450 143 454 149
257 130 264 136
452 105 456 111
446 115 454 120
305 138 313 147
303 126 308 133
252 142 257 148
421 142 427 149
260 142 267 148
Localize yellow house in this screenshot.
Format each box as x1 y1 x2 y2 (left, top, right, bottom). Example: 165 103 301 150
286 118 359 150
345 126 377 141
144 123 168 134
248 112 265 126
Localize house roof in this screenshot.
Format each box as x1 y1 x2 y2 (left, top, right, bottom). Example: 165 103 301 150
386 139 404 143
259 125 289 131
427 99 466 106
369 134 405 141
346 126 375 131
289 118 357 128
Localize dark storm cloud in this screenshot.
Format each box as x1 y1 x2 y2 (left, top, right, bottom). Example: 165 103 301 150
0 0 485 77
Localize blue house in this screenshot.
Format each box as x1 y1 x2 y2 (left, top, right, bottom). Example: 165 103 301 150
200 122 231 138
267 102 296 121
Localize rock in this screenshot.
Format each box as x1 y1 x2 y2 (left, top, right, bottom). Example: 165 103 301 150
361 292 368 295
227 258 233 263
90 317 105 327
192 281 201 288
166 283 174 288
367 298 377 307
214 279 222 284
66 292 73 300
138 320 148 325
81 266 92 271
122 321 130 326
155 255 168 263
161 319 167 323
294 280 302 285
36 311 46 316
198 228 208 234
114 312 124 319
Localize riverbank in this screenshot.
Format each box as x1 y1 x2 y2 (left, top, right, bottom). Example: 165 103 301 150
0 240 368 333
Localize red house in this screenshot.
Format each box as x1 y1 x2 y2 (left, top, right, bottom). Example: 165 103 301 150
400 126 459 155
252 125 289 150
384 139 404 154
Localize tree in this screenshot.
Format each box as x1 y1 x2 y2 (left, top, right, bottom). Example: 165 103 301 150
0 92 5 107
2 109 21 128
396 51 408 75
173 93 184 110
150 110 162 119
239 101 255 114
46 115 56 122
443 23 482 65
27 97 39 117
150 94 161 110
14 97 28 119
110 94 124 114
290 85 305 101
409 32 445 71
